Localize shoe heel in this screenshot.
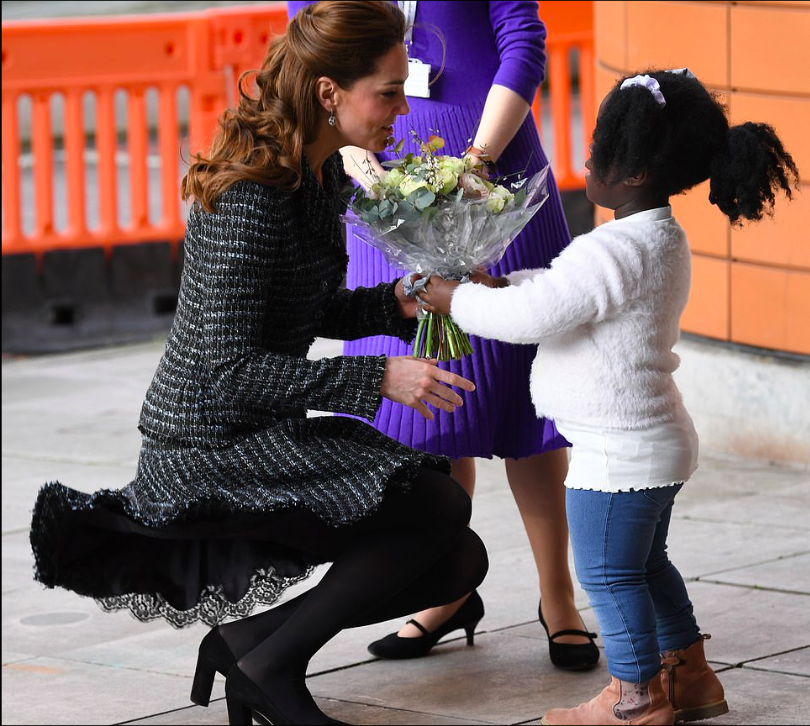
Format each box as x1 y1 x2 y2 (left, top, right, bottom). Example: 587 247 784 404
465 621 479 646
225 693 253 726
190 656 216 707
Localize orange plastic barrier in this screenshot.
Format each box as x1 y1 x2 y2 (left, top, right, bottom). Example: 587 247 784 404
1 5 288 261
535 1 596 191
2 2 594 261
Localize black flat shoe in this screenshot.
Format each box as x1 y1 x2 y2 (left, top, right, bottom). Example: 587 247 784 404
367 590 484 659
538 599 600 671
225 664 350 726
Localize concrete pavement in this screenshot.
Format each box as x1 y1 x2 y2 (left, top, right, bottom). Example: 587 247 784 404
3 337 810 724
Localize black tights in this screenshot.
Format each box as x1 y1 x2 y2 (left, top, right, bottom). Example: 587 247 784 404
221 467 488 722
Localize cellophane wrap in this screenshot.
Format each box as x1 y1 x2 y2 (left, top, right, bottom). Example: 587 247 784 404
343 165 550 359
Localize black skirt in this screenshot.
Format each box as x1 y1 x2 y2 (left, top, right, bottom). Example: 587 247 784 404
30 415 449 627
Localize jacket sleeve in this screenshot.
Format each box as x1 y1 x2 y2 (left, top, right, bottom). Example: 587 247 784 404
450 228 645 344
316 281 417 342
489 0 547 104
198 189 386 421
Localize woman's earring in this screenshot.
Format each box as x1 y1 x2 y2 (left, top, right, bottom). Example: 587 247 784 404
328 108 337 127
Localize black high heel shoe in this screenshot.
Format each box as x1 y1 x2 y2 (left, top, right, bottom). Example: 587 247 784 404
225 664 349 726
190 627 272 725
190 626 234 707
367 590 484 659
538 599 600 671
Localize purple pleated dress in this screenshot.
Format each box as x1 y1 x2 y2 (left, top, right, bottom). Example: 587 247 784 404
288 0 571 458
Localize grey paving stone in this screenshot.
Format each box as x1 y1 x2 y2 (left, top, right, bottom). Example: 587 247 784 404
664 516 809 580
129 695 497 725
744 646 810 677
703 551 810 594
697 667 810 725
677 581 810 666
2 456 137 533
0 656 198 725
308 630 610 725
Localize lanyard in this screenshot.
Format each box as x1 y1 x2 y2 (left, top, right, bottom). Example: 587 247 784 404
398 0 417 46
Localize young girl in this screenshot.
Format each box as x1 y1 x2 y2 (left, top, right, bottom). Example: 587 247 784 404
419 69 798 725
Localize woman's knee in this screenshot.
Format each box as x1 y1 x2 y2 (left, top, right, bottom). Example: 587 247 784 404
408 468 472 531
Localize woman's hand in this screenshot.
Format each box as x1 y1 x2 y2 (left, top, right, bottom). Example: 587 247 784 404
395 275 419 319
381 356 475 420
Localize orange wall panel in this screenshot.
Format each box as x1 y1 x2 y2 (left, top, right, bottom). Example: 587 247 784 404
594 1 626 70
671 181 730 258
626 2 729 88
731 186 810 270
729 92 810 185
595 62 621 101
731 5 810 94
681 255 730 340
731 263 810 355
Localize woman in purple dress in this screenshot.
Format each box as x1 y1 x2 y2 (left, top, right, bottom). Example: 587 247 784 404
288 0 599 670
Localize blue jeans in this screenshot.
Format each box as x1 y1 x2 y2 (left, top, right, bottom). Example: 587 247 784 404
566 484 701 683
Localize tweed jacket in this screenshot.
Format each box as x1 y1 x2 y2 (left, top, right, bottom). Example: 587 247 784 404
139 154 419 445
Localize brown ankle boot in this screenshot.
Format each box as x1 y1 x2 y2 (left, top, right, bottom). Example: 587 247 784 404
541 674 674 725
661 634 729 723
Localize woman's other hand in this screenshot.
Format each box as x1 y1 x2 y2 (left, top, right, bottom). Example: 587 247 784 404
381 356 475 420
395 274 420 318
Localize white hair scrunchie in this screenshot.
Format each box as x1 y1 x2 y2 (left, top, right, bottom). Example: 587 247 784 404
620 74 666 107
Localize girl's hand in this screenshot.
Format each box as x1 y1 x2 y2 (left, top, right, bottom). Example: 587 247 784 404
469 269 510 288
395 274 420 318
417 276 459 316
381 356 475 420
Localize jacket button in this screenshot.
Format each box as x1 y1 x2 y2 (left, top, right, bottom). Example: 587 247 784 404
321 281 329 291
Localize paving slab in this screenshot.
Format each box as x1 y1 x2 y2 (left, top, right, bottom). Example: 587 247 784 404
696 667 810 725
743 646 810 678
129 695 496 725
701 551 810 594
673 581 810 666
2 456 137 533
0 656 197 726
664 516 809 580
309 630 610 725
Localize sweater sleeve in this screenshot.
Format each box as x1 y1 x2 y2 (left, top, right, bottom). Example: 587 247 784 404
489 0 547 104
199 191 385 421
450 228 645 343
317 281 417 342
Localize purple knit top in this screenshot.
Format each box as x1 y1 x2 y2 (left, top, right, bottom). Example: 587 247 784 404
287 0 570 459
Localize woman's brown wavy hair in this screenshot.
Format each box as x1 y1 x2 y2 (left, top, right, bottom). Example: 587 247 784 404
181 0 406 212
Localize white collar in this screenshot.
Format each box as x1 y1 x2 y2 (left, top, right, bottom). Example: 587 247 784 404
606 206 673 226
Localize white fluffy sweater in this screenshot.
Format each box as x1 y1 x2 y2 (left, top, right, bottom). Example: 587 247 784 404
451 207 692 430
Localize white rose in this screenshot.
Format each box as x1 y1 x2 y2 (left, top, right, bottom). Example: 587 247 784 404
438 156 464 176
384 168 405 188
399 176 430 197
436 168 459 195
485 195 505 213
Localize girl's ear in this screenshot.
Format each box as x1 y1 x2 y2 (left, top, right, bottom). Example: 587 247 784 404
624 169 648 188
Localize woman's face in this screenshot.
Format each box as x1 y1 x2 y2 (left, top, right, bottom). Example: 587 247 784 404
335 43 410 152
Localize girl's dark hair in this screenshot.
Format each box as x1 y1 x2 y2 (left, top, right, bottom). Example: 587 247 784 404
182 1 406 212
590 70 799 225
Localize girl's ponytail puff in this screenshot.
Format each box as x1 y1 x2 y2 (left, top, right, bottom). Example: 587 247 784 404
709 122 799 225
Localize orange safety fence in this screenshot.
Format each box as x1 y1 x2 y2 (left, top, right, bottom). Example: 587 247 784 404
2 2 594 261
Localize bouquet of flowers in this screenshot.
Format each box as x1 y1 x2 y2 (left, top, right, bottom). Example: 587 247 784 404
343 132 550 360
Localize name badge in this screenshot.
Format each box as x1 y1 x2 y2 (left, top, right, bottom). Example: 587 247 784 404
404 57 431 98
